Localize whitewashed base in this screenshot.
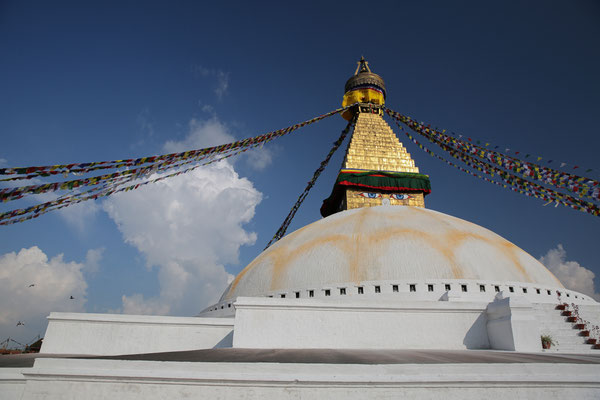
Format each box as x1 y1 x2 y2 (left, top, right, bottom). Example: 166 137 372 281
14 358 600 400
41 313 233 356
0 369 27 400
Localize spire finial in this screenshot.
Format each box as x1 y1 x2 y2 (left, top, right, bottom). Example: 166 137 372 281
342 57 386 120
354 56 371 75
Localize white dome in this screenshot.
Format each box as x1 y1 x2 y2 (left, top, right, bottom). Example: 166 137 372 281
223 206 563 300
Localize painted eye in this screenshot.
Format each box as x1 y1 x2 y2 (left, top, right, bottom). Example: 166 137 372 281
358 192 381 198
391 194 412 200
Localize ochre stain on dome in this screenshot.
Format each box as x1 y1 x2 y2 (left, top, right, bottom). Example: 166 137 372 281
405 206 534 281
269 208 374 289
269 227 468 290
444 230 530 281
227 257 258 296
348 205 372 282
439 212 560 287
268 234 353 290
228 209 374 295
225 206 563 300
367 227 465 279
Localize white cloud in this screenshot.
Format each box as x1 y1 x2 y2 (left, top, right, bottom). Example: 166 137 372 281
105 110 270 316
164 116 234 152
136 108 155 137
131 108 156 149
0 158 7 166
55 200 100 232
163 113 274 171
30 190 100 232
121 293 169 315
245 145 274 171
84 248 104 275
6 178 101 232
190 65 230 100
540 244 600 301
103 161 262 316
200 104 214 114
214 71 229 100
0 247 88 345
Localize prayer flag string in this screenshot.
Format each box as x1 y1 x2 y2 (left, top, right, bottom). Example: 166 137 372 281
383 108 599 202
392 121 571 208
443 130 597 176
0 145 253 225
383 107 600 217
264 115 357 249
0 105 351 225
0 106 349 181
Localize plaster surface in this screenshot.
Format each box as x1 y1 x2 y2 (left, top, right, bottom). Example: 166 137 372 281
41 312 233 356
233 297 491 349
224 206 564 300
14 357 600 400
487 294 540 351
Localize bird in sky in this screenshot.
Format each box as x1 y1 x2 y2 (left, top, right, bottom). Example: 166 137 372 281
28 284 35 287
69 296 74 299
16 321 24 326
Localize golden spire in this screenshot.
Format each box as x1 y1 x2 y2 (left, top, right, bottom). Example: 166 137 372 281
343 112 420 174
341 57 386 120
354 56 371 74
321 59 431 217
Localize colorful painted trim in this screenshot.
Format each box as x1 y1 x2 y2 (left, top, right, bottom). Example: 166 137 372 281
321 170 431 217
347 86 386 98
336 170 431 193
337 181 429 193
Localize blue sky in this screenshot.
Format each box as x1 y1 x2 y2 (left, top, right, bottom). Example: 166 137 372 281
1 0 599 344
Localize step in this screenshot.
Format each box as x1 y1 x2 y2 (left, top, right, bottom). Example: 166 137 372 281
536 318 577 323
539 328 586 335
540 321 582 326
541 326 587 332
534 304 600 353
555 342 595 348
541 340 588 348
555 348 595 353
553 339 588 346
538 316 579 321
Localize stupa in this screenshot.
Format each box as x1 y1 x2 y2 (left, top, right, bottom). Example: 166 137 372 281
2 58 599 399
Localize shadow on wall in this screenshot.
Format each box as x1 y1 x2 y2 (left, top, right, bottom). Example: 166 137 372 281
213 331 234 348
463 313 490 349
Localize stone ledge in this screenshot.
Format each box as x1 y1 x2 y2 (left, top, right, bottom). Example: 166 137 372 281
47 312 234 327
23 358 600 385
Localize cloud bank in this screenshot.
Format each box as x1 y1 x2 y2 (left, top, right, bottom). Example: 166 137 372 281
104 163 261 315
104 121 263 316
164 111 274 171
0 247 90 345
190 65 229 100
540 244 600 301
164 115 234 152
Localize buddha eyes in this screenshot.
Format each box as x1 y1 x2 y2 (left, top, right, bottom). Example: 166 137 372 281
357 193 412 200
391 194 412 200
358 192 382 198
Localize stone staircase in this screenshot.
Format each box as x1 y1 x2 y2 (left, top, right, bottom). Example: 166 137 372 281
534 303 599 353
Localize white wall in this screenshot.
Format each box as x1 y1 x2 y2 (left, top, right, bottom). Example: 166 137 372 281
18 358 600 400
0 369 26 400
486 294 540 351
200 278 596 318
40 312 233 355
233 297 490 349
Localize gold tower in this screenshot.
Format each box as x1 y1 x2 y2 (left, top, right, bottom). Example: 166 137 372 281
321 58 431 217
